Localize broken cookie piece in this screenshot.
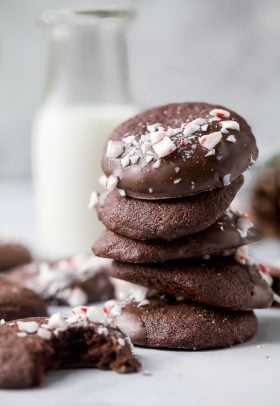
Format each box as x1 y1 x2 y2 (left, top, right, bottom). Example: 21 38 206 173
0 306 141 388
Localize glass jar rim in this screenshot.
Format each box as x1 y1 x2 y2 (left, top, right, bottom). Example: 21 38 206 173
41 6 135 26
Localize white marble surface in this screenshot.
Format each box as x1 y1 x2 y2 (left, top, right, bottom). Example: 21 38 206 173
0 181 280 404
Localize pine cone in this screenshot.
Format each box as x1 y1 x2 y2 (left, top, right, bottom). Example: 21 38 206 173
252 156 280 237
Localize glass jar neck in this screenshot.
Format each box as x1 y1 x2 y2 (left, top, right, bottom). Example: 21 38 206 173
43 17 132 105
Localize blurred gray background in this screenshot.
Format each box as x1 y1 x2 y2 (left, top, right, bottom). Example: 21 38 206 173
1 0 280 179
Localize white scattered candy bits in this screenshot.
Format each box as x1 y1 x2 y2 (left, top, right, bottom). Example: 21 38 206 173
209 108 230 118
199 131 222 150
226 134 236 143
17 321 39 334
105 175 119 191
88 191 98 209
37 327 52 340
46 313 68 332
220 120 240 134
149 130 166 145
106 140 124 159
237 215 254 238
223 174 231 186
152 137 176 158
87 307 107 324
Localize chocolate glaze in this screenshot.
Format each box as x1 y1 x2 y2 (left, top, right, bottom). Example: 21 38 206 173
114 298 258 349
102 102 258 199
93 210 260 263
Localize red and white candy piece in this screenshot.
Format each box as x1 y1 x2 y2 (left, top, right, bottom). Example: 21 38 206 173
152 137 177 158
106 140 124 159
87 307 107 324
209 108 230 118
105 175 119 191
234 246 248 265
199 131 222 150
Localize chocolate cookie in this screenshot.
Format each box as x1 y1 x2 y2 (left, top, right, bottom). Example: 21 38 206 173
108 257 273 310
102 102 258 199
96 176 243 240
112 298 257 349
6 254 115 306
0 308 140 388
0 277 47 321
0 242 31 271
93 210 258 263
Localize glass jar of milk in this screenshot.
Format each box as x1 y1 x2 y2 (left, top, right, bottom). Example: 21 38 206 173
32 7 138 258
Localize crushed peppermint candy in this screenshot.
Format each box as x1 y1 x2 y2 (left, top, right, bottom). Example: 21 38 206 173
17 320 39 334
0 319 5 326
37 327 52 340
152 137 176 158
226 135 236 143
173 178 182 184
199 132 222 150
118 188 126 197
102 108 245 189
223 174 231 186
105 175 119 191
209 108 230 118
88 191 98 209
237 215 254 238
220 120 240 134
106 140 124 159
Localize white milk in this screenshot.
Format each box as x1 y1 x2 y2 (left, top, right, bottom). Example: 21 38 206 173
32 104 137 259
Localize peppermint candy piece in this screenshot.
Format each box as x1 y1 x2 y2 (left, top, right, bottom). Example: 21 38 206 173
209 108 230 118
106 140 124 159
37 327 52 341
46 313 68 332
183 123 200 136
149 130 166 145
87 307 107 324
152 137 177 158
88 191 98 209
223 174 231 186
199 131 222 150
105 175 119 191
17 321 39 334
226 135 236 143
237 215 254 238
220 120 240 134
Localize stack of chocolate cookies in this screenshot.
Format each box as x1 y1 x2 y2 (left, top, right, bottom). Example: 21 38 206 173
92 102 273 350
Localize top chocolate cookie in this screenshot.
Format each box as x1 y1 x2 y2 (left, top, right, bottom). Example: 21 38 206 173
102 102 258 199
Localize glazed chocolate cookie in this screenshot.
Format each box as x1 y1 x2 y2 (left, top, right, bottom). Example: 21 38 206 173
0 277 47 321
6 254 114 306
93 210 258 263
0 241 31 271
112 298 258 349
102 102 258 199
0 308 140 388
108 257 273 310
96 176 243 240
